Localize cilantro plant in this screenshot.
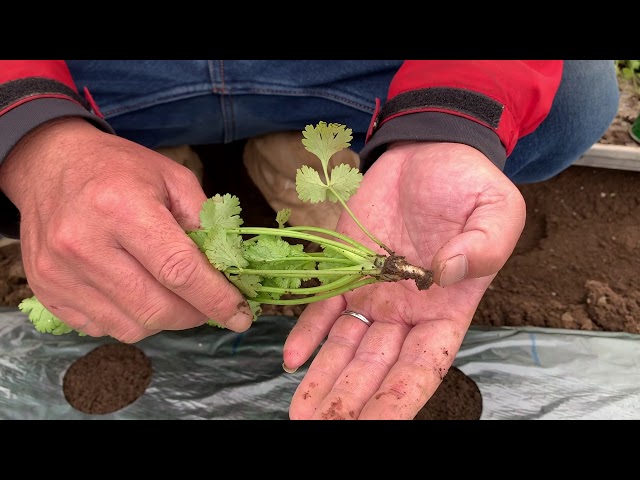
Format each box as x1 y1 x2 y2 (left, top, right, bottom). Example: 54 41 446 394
616 60 640 93
19 121 434 335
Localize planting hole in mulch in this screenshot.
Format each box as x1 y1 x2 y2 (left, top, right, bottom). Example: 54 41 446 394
63 343 152 415
413 367 483 420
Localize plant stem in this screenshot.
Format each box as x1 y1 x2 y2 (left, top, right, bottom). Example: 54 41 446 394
252 277 378 305
225 265 381 277
330 192 394 255
227 227 379 262
256 274 365 295
286 226 378 255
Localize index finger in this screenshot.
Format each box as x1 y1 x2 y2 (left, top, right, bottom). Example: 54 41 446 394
359 318 467 420
116 202 254 332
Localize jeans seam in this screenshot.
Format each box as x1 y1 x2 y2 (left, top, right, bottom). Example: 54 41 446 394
101 88 213 119
219 60 235 142
235 87 376 113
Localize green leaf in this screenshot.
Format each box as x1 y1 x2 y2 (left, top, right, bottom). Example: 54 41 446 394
203 229 248 270
229 274 262 298
247 300 262 320
200 194 244 230
622 68 634 80
187 230 208 252
301 121 352 166
296 165 328 203
244 236 294 262
18 296 75 335
246 240 315 290
327 163 363 203
206 319 226 328
276 208 291 228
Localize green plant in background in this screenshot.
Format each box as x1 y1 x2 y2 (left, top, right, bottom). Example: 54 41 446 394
19 121 435 335
615 60 640 93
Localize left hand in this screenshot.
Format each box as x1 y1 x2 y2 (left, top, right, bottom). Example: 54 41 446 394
283 141 526 419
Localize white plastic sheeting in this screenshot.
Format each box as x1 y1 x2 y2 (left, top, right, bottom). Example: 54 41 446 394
1 307 639 420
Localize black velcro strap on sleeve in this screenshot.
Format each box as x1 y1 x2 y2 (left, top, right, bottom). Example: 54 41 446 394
359 112 507 173
0 77 90 112
374 88 504 132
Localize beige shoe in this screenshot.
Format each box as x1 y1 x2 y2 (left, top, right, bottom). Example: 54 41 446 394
243 131 360 231
155 145 204 186
0 236 19 247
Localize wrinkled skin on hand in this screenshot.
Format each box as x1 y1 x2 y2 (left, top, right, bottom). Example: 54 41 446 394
0 118 253 342
283 142 526 420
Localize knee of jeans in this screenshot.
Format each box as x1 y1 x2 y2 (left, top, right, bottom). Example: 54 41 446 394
492 61 621 184
565 60 620 138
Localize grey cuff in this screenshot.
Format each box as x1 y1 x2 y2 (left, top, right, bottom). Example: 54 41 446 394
0 98 115 238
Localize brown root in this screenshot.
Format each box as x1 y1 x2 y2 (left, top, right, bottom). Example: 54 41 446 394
378 255 434 291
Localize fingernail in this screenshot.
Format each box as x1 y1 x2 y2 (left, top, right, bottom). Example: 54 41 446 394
440 254 468 287
226 311 252 332
282 362 298 374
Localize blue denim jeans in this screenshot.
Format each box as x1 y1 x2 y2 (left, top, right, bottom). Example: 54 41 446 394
67 60 619 184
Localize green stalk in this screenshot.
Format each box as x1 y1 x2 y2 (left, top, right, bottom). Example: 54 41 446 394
256 274 365 295
317 155 393 255
252 277 378 305
224 264 381 277
286 226 378 256
226 227 379 262
255 256 356 266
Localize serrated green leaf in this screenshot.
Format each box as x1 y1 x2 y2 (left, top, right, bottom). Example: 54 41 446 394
262 275 303 290
301 121 352 166
296 165 328 203
206 319 226 328
187 230 208 252
200 194 244 230
327 163 363 203
19 296 75 335
203 229 248 270
229 274 262 298
244 237 293 262
247 241 315 289
276 208 291 228
248 300 262 320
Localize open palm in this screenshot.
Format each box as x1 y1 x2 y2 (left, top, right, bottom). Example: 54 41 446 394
284 142 526 419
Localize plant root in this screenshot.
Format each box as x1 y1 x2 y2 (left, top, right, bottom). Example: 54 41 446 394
378 255 434 291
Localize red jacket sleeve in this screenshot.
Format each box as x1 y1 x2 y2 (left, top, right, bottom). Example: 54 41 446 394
360 60 564 171
0 60 113 148
0 60 75 85
0 60 114 238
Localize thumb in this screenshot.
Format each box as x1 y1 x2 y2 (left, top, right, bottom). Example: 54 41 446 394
431 186 526 287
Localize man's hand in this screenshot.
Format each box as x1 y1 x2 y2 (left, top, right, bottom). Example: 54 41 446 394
283 142 526 419
0 118 253 342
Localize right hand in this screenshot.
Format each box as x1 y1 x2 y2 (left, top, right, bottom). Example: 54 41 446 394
0 118 253 342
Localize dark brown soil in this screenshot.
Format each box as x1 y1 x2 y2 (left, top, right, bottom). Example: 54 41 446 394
63 343 152 415
413 367 483 420
0 242 31 307
1 78 638 419
473 166 640 333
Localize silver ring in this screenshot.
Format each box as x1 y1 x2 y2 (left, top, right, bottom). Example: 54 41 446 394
341 309 372 326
